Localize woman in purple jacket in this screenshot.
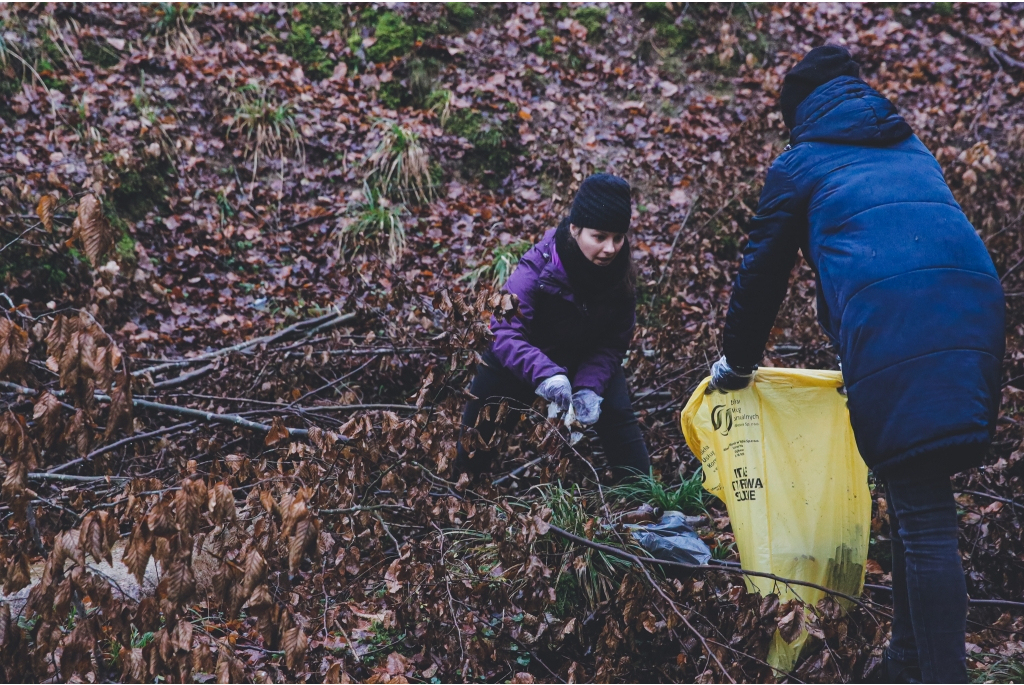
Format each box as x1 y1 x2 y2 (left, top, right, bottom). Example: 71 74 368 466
456 174 650 479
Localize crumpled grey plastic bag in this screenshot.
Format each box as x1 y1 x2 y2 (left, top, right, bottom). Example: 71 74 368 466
627 511 712 565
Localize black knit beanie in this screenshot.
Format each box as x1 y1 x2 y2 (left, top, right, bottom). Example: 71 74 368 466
568 173 632 234
780 45 860 129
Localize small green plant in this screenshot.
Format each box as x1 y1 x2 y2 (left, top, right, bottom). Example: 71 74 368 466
426 88 452 126
364 122 435 204
710 539 736 561
338 183 406 263
366 12 415 63
461 240 532 287
152 3 197 34
609 468 710 515
934 2 954 17
534 27 556 59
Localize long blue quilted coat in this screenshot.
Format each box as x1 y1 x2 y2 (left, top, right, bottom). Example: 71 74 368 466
722 76 1005 475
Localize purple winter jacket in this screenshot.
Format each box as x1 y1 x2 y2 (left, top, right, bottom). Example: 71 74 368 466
489 228 636 395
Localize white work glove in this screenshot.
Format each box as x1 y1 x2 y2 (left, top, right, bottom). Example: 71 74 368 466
536 374 572 414
571 389 603 426
708 355 756 392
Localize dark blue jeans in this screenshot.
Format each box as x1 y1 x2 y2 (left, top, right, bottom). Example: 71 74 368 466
456 352 650 478
884 471 967 683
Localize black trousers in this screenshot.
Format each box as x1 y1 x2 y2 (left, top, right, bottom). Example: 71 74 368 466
455 354 650 478
884 470 968 683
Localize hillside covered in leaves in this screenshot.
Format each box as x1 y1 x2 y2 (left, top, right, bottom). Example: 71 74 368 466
1 2 1023 683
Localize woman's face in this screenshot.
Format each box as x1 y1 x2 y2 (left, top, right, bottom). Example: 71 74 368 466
571 225 625 266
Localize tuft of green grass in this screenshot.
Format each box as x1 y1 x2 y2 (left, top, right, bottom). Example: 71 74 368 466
228 84 304 190
609 468 710 515
970 656 1024 684
338 183 407 263
460 240 532 287
426 88 452 126
364 122 435 204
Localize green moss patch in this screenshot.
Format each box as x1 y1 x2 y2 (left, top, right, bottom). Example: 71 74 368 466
445 108 520 188
284 23 334 80
366 12 415 63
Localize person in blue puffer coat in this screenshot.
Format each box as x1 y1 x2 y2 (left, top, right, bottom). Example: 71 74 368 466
710 46 1005 683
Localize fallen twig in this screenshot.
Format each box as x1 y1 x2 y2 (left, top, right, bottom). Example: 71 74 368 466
546 523 881 617
318 504 413 514
493 455 547 486
864 583 1024 610
958 489 1024 511
657 197 701 288
134 310 355 377
149 363 218 390
0 380 326 441
47 422 197 474
28 472 131 483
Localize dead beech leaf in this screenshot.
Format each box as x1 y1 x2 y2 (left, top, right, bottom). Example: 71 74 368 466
72 193 115 265
283 623 308 671
265 415 290 446
36 194 56 232
778 603 806 644
0 319 30 381
33 391 64 449
209 482 237 523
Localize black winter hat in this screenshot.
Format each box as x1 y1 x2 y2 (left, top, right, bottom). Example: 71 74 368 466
568 173 632 234
780 45 860 129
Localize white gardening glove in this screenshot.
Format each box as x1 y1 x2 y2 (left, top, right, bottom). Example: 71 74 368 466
571 389 603 426
708 355 756 392
536 374 572 415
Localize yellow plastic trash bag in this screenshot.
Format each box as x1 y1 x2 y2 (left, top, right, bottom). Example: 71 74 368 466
680 367 871 673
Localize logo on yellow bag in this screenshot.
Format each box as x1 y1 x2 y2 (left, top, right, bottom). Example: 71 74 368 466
710 404 733 435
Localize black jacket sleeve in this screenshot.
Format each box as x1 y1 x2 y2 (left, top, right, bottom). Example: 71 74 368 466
722 161 807 369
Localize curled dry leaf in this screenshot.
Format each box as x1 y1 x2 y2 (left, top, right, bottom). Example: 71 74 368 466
288 516 319 574
158 560 197 606
36 194 56 232
283 622 308 671
3 551 31 594
80 510 117 564
264 415 290 446
175 477 208 532
0 319 29 381
72 193 115 265
209 482 237 523
32 391 64 450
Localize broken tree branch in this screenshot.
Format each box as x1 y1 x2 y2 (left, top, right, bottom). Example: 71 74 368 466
47 422 197 474
134 310 356 377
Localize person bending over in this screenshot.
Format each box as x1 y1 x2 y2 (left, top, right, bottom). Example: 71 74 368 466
456 173 650 480
710 46 1005 683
